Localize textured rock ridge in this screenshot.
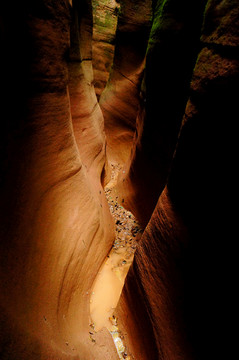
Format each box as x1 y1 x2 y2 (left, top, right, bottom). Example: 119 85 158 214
0 0 238 359
116 0 208 227
0 1 116 359
100 0 152 164
92 0 120 99
120 1 239 359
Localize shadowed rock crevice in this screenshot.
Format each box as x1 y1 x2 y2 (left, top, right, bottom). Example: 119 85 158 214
0 0 238 359
115 0 209 227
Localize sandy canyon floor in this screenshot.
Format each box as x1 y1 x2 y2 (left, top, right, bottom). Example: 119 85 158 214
90 163 142 359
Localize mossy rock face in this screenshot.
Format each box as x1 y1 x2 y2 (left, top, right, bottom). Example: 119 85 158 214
92 0 118 30
92 0 119 98
145 0 207 105
149 0 207 47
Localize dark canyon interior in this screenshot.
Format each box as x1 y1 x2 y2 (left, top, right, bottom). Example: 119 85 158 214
0 0 238 359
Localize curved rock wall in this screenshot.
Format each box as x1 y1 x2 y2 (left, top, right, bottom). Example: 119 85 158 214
0 0 238 359
119 0 239 359
100 0 152 164
116 0 208 226
92 0 119 99
0 1 116 359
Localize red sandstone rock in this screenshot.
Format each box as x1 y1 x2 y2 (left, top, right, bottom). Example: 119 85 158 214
92 0 119 99
0 0 238 359
99 0 152 165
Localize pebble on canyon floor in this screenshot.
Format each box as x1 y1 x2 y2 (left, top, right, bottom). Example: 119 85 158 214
104 163 142 259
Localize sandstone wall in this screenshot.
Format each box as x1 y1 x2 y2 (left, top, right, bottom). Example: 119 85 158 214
99 0 152 164
0 1 116 359
0 0 238 359
120 1 239 359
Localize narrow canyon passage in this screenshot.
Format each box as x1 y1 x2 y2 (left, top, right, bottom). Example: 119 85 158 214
90 163 142 358
0 1 238 360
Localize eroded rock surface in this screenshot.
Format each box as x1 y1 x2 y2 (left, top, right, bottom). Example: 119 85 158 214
92 0 120 99
90 163 141 333
116 0 208 227
100 0 152 164
0 1 115 359
0 0 238 359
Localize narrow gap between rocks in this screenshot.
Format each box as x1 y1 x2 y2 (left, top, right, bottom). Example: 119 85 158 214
89 163 142 359
89 1 142 358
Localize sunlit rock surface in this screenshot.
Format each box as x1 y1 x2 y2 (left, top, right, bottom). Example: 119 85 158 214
92 0 120 99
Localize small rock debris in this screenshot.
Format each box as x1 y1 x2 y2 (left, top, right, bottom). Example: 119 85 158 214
109 315 131 360
104 163 142 267
103 163 141 360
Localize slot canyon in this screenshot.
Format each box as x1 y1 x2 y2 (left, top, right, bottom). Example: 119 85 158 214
0 0 238 359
